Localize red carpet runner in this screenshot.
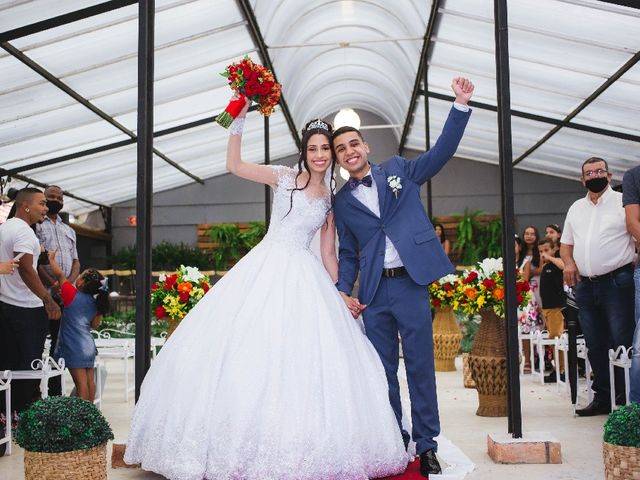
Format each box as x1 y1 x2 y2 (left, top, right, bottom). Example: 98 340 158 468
380 458 424 479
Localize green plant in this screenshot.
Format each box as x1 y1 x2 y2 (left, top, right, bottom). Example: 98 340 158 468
99 308 168 337
603 403 640 447
16 397 114 453
109 242 213 271
207 224 246 270
458 312 480 353
453 210 502 264
240 221 267 249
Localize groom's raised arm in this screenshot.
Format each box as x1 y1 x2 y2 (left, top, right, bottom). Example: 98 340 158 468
402 77 474 185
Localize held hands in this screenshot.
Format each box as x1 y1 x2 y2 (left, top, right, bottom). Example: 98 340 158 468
339 291 367 319
451 77 474 105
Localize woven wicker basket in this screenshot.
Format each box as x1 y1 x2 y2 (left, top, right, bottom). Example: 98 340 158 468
167 317 182 337
432 307 462 372
24 443 107 480
462 353 476 388
603 441 640 480
469 309 507 417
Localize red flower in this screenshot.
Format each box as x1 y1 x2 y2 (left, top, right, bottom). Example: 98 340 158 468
443 284 453 291
179 292 190 303
201 282 210 293
481 279 496 290
462 271 478 284
516 293 523 304
245 79 260 96
151 282 158 291
432 298 441 307
165 274 178 286
155 306 167 319
163 283 173 291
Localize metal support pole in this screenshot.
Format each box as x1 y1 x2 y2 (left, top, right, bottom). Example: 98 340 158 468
264 115 271 228
423 57 433 219
494 0 522 437
135 0 154 402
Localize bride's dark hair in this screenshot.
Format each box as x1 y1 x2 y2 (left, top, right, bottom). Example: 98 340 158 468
284 118 337 217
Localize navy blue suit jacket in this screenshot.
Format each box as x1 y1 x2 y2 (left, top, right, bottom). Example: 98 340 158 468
334 106 471 305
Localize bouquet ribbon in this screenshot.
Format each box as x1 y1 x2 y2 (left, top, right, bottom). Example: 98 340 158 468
217 95 247 129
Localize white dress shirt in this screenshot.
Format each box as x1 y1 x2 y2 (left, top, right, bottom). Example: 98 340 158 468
561 186 635 277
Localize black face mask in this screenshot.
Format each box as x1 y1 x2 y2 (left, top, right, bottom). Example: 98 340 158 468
584 177 608 193
46 200 63 215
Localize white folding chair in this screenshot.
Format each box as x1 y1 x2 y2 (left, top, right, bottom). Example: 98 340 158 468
609 345 632 411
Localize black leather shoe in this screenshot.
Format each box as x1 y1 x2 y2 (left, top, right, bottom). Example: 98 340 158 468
544 371 565 383
576 400 611 417
419 449 441 477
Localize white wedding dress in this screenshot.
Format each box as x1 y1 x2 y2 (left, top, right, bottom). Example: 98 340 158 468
124 165 409 480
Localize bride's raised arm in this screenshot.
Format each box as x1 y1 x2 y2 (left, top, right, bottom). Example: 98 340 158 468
226 94 278 187
320 211 339 283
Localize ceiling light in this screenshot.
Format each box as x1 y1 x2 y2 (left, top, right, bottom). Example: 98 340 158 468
334 108 361 130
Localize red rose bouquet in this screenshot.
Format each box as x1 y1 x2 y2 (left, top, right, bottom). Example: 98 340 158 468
216 56 282 128
151 265 211 321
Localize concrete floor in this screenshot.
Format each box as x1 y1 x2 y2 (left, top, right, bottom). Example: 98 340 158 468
0 357 606 479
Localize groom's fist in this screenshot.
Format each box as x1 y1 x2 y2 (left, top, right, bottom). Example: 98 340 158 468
451 77 474 105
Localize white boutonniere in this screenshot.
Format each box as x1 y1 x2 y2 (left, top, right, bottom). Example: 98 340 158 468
387 175 403 198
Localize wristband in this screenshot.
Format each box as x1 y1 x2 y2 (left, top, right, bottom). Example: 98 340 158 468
229 117 245 136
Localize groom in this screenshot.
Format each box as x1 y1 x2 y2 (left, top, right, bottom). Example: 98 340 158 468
333 77 473 478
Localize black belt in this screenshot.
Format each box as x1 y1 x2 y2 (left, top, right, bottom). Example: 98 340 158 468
382 266 407 278
581 263 633 282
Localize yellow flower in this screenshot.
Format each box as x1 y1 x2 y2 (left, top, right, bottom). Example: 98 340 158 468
477 295 486 309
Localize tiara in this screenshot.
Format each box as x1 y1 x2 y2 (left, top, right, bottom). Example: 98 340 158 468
306 119 330 132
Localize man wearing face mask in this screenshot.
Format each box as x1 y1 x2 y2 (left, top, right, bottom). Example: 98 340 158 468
560 157 636 416
35 185 80 397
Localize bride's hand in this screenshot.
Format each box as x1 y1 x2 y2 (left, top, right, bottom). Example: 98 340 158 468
231 93 250 119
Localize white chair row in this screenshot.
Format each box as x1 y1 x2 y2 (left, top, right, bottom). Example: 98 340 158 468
609 345 632 410
91 329 167 401
1 370 11 456
520 328 594 404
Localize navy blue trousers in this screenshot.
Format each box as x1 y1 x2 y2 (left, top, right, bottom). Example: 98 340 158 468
362 274 439 454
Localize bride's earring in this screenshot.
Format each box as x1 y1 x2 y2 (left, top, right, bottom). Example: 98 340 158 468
25 208 30 213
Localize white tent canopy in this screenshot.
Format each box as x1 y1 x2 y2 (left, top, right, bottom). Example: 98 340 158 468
1 0 638 215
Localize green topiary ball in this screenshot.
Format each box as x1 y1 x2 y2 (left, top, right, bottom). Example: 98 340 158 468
603 402 640 447
15 396 114 453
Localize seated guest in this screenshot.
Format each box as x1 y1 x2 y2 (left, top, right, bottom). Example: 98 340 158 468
434 223 451 256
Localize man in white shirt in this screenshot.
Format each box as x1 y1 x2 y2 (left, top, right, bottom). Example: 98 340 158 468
561 157 636 416
0 188 61 414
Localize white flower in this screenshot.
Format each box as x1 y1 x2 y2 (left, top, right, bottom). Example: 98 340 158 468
387 175 403 198
439 274 459 285
477 257 504 278
181 265 204 283
158 273 166 282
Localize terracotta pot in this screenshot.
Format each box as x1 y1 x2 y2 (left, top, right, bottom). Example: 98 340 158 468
468 309 507 417
432 307 462 371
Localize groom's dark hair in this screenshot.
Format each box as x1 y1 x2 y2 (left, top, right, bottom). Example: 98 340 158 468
333 125 364 143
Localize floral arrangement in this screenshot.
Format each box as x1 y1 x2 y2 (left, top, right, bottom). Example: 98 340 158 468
603 402 640 447
151 265 211 321
15 396 113 453
216 56 282 128
429 274 460 308
453 257 530 317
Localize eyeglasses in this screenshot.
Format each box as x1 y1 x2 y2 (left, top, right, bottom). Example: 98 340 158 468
582 168 608 178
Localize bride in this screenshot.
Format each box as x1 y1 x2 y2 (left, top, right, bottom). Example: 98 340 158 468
124 97 409 480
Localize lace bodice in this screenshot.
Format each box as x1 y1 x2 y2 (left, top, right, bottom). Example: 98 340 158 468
263 166 331 249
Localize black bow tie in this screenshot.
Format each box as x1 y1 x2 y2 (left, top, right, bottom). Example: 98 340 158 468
348 174 373 190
